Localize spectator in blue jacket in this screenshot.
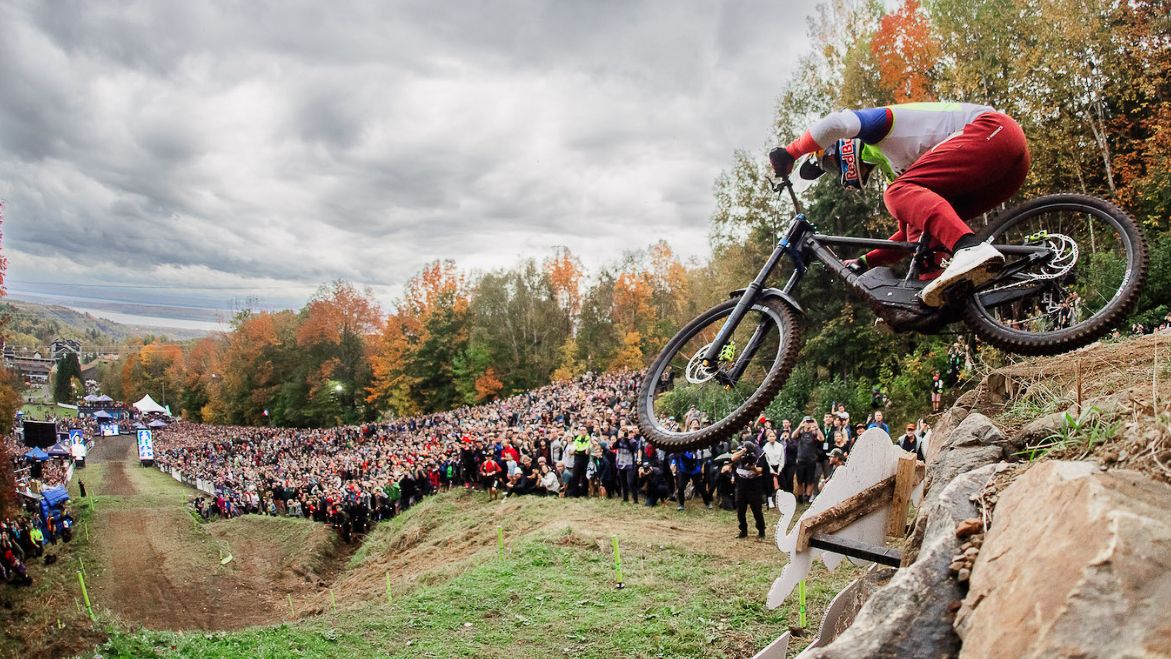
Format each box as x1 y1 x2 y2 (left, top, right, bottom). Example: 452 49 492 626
670 450 713 511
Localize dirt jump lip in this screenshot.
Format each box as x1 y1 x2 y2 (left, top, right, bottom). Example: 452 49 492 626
85 435 341 632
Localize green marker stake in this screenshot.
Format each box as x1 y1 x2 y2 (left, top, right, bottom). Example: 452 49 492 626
611 536 624 589
78 557 86 578
798 580 807 627
77 570 96 622
385 571 392 604
330 589 337 612
288 594 295 617
74 597 81 615
497 526 504 560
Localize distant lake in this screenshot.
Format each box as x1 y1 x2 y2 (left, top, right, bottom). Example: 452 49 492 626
8 291 231 333
67 305 228 332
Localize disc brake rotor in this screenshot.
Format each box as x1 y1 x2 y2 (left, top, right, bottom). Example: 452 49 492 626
685 344 719 384
986 231 1079 293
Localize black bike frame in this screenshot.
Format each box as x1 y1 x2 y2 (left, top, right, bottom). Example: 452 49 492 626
701 175 1050 368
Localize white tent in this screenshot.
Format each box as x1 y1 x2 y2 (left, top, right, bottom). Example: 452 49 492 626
133 394 170 416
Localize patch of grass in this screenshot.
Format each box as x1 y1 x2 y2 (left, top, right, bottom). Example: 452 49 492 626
1001 380 1069 423
92 490 859 658
1016 406 1123 461
20 402 79 419
100 533 853 658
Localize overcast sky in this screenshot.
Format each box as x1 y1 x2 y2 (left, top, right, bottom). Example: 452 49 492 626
0 0 817 315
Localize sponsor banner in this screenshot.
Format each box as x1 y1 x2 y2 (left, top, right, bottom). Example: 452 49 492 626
137 429 154 461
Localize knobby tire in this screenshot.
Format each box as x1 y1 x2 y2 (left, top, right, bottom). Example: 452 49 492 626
963 193 1147 355
636 297 802 451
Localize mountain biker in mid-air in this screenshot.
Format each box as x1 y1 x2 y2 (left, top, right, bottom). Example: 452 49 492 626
768 102 1031 308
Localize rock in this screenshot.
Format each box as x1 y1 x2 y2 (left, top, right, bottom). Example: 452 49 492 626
802 463 1008 659
925 408 970 466
957 569 970 583
956 461 1171 658
952 388 979 411
923 414 1006 510
907 415 1007 563
955 518 983 538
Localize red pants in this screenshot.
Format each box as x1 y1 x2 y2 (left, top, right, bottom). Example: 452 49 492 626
865 112 1031 269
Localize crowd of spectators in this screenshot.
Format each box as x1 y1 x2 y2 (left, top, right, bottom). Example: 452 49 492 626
0 507 75 588
155 369 929 542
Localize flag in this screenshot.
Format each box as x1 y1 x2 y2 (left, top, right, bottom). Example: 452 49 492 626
263 409 269 417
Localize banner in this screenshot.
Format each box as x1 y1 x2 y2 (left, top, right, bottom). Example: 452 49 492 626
69 429 84 445
136 429 154 461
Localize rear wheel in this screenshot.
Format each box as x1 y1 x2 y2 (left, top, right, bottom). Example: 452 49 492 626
964 194 1147 355
636 297 801 450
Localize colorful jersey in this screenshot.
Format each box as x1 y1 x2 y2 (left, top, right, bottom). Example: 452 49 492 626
791 102 995 182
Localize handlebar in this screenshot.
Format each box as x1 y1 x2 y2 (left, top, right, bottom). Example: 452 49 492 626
772 174 804 216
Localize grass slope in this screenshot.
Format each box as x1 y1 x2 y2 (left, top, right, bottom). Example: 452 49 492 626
98 491 858 658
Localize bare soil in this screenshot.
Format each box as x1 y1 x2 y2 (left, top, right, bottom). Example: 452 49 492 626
975 333 1171 484
85 436 341 631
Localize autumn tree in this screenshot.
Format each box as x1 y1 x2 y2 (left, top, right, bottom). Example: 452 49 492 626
871 0 939 102
296 281 382 424
368 260 470 415
544 246 583 325
205 310 294 425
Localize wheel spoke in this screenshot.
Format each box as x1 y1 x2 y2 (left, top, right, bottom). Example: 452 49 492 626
968 196 1143 353
637 299 796 448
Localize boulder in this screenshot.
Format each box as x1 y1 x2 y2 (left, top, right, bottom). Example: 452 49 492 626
922 412 1007 510
803 463 1008 659
924 407 969 467
956 461 1171 658
922 413 1005 511
906 413 1005 565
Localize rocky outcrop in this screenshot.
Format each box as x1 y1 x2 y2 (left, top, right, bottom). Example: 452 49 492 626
923 407 969 466
906 413 1006 564
802 463 1008 659
921 413 1006 511
956 460 1171 658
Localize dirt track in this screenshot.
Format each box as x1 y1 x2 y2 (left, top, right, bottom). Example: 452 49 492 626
95 440 138 497
85 436 333 631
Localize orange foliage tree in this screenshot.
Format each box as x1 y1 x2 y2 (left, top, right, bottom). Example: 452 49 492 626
297 281 382 420
368 261 470 416
871 0 938 103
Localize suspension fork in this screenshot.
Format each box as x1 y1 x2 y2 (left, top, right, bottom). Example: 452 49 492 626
701 216 809 366
724 316 775 384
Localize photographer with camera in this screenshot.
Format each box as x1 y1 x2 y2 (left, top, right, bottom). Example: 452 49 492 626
731 441 771 540
794 416 824 504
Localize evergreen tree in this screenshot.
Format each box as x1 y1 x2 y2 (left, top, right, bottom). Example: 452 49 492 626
53 353 82 403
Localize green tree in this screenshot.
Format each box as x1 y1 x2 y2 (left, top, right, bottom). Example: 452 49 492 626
575 271 621 371
465 260 568 395
53 353 82 403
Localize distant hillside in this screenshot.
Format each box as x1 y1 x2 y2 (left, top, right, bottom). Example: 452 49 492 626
0 299 211 348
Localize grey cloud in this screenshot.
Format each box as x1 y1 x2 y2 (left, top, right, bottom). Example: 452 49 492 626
0 0 817 311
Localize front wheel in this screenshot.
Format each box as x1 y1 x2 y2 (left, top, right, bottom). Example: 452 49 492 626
636 297 801 450
964 193 1147 355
